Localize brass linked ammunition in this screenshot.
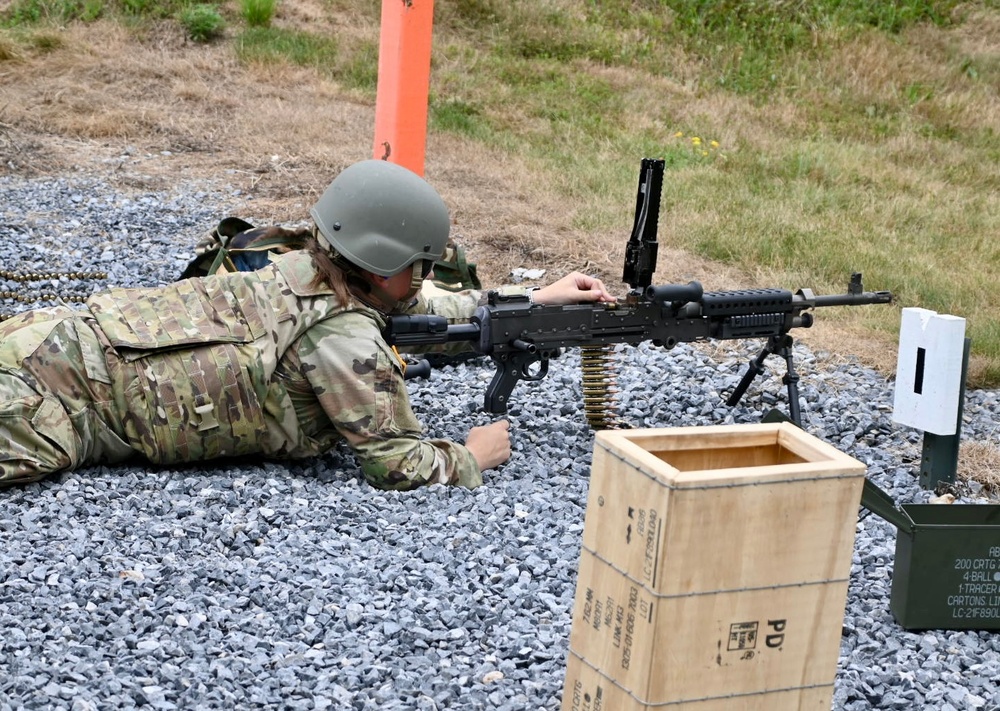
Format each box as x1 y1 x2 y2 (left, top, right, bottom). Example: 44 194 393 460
0 269 107 320
581 345 620 429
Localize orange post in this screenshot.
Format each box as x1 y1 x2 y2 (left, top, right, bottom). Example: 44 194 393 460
372 0 435 176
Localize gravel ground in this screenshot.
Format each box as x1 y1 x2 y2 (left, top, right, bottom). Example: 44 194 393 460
2 169 999 710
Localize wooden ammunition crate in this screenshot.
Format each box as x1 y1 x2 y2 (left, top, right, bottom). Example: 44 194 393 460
561 423 867 711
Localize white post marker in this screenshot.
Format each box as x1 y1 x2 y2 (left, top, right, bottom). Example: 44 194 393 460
892 307 969 488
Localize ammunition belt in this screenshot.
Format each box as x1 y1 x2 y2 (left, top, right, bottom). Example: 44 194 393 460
0 269 108 321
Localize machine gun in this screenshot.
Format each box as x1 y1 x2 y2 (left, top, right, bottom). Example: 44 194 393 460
386 158 893 427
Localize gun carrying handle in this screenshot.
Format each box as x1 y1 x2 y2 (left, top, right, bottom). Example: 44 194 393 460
622 158 665 290
645 281 704 306
402 357 431 380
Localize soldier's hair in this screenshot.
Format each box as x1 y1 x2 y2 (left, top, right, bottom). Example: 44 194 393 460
305 237 353 305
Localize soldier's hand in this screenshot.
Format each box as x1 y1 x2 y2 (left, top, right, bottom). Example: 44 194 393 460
465 419 511 471
533 271 616 305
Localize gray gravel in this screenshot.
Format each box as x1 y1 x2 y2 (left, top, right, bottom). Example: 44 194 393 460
2 171 999 710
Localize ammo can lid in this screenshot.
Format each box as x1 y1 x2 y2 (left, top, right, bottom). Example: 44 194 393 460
902 503 1000 528
862 478 1000 532
861 478 916 533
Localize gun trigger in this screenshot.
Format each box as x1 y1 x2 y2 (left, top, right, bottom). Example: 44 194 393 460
519 357 550 382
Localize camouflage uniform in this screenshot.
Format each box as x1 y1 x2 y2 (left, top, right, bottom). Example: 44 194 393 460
0 250 482 489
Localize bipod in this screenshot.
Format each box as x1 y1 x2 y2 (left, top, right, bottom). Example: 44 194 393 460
726 334 803 426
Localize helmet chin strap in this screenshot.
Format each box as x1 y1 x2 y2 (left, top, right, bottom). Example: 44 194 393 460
386 260 426 312
406 259 427 295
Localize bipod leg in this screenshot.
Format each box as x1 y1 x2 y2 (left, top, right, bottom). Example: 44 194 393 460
726 341 775 408
775 335 802 427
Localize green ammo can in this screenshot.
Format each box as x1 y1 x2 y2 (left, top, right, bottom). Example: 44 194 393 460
862 478 1000 630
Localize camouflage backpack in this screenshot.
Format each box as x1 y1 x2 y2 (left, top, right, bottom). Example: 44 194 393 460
180 216 482 291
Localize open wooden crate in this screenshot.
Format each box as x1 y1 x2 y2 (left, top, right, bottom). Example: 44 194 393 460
561 423 867 711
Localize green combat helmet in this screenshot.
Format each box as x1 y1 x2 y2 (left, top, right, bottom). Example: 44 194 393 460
310 160 451 277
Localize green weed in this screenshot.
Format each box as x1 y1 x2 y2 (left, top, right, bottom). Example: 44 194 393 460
240 0 275 28
234 26 337 71
179 3 224 42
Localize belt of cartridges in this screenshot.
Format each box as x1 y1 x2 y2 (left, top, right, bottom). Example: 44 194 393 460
0 269 108 321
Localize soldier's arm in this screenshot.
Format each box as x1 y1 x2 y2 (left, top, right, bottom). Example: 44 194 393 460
297 312 482 490
402 281 478 317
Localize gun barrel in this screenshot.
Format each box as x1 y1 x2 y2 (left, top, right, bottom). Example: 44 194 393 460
812 290 893 308
445 323 481 341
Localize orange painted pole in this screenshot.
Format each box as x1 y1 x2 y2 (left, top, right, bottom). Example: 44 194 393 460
373 0 435 176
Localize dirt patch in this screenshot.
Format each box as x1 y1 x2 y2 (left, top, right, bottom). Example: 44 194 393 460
1 22 602 289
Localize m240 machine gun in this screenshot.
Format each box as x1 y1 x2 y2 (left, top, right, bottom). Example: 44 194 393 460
387 158 893 428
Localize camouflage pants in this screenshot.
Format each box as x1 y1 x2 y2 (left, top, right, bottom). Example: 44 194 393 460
0 308 133 485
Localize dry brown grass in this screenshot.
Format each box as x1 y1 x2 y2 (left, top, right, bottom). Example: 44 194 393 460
0 20 614 287
960 440 1000 498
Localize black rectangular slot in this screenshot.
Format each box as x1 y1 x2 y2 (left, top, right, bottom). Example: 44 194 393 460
914 347 926 394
